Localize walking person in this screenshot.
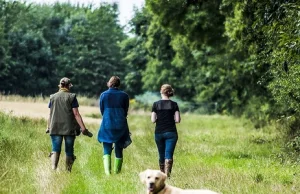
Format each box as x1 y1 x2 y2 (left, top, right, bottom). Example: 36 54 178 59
151 84 181 178
97 76 131 175
47 77 92 172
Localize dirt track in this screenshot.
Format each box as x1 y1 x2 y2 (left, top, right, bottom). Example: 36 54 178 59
0 101 101 124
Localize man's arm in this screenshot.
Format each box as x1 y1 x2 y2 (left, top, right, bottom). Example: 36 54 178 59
46 113 50 133
72 108 87 132
46 101 51 133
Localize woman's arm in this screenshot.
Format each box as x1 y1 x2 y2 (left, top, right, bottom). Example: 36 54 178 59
99 94 104 115
174 111 181 123
151 112 157 123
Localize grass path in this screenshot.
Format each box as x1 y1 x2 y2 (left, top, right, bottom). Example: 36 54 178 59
34 150 62 194
1 101 300 193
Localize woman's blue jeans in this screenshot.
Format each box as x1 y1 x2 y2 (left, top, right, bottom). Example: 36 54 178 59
51 135 75 157
155 132 178 163
103 142 123 158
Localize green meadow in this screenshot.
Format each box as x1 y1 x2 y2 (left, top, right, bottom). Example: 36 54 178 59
0 111 299 194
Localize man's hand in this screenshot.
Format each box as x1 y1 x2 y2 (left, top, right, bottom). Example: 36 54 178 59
81 128 93 137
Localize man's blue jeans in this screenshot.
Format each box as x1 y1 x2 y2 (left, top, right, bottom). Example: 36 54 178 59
51 135 75 157
155 132 178 163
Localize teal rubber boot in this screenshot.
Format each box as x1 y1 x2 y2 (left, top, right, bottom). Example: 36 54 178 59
103 155 111 175
114 158 123 174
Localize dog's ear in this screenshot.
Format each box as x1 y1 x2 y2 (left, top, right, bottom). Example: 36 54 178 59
139 170 146 183
160 171 167 182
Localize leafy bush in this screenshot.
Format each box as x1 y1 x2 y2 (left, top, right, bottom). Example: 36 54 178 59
135 91 160 106
133 92 217 113
242 96 272 128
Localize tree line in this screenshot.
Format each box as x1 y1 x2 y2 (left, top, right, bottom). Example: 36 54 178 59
1 0 300 126
0 1 126 97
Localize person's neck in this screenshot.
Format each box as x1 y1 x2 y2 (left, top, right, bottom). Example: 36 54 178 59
161 95 169 100
59 88 69 92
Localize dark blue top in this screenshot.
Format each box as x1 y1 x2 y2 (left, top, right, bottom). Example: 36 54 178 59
97 88 130 145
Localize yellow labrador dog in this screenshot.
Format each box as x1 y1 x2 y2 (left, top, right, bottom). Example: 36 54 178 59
139 169 219 194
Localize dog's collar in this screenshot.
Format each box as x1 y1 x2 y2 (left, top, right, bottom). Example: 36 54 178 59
153 183 166 194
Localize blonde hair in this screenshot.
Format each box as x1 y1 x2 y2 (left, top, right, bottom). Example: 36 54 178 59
107 76 120 88
160 84 174 97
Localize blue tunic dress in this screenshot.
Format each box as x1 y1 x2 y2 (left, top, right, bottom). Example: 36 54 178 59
97 88 131 148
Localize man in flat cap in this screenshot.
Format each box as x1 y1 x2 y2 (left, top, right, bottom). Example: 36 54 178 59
47 77 91 172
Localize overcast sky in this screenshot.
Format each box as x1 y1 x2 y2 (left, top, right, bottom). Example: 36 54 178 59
23 0 145 26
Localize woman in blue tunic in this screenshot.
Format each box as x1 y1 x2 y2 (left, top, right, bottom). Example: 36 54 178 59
98 76 131 175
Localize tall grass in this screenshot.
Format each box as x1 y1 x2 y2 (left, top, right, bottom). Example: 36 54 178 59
0 111 299 194
0 94 48 103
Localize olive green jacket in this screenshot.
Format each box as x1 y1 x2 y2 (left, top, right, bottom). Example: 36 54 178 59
49 91 80 135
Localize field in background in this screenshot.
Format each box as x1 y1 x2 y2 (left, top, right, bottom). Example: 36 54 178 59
1 99 300 193
0 93 102 124
0 94 148 118
0 94 99 107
